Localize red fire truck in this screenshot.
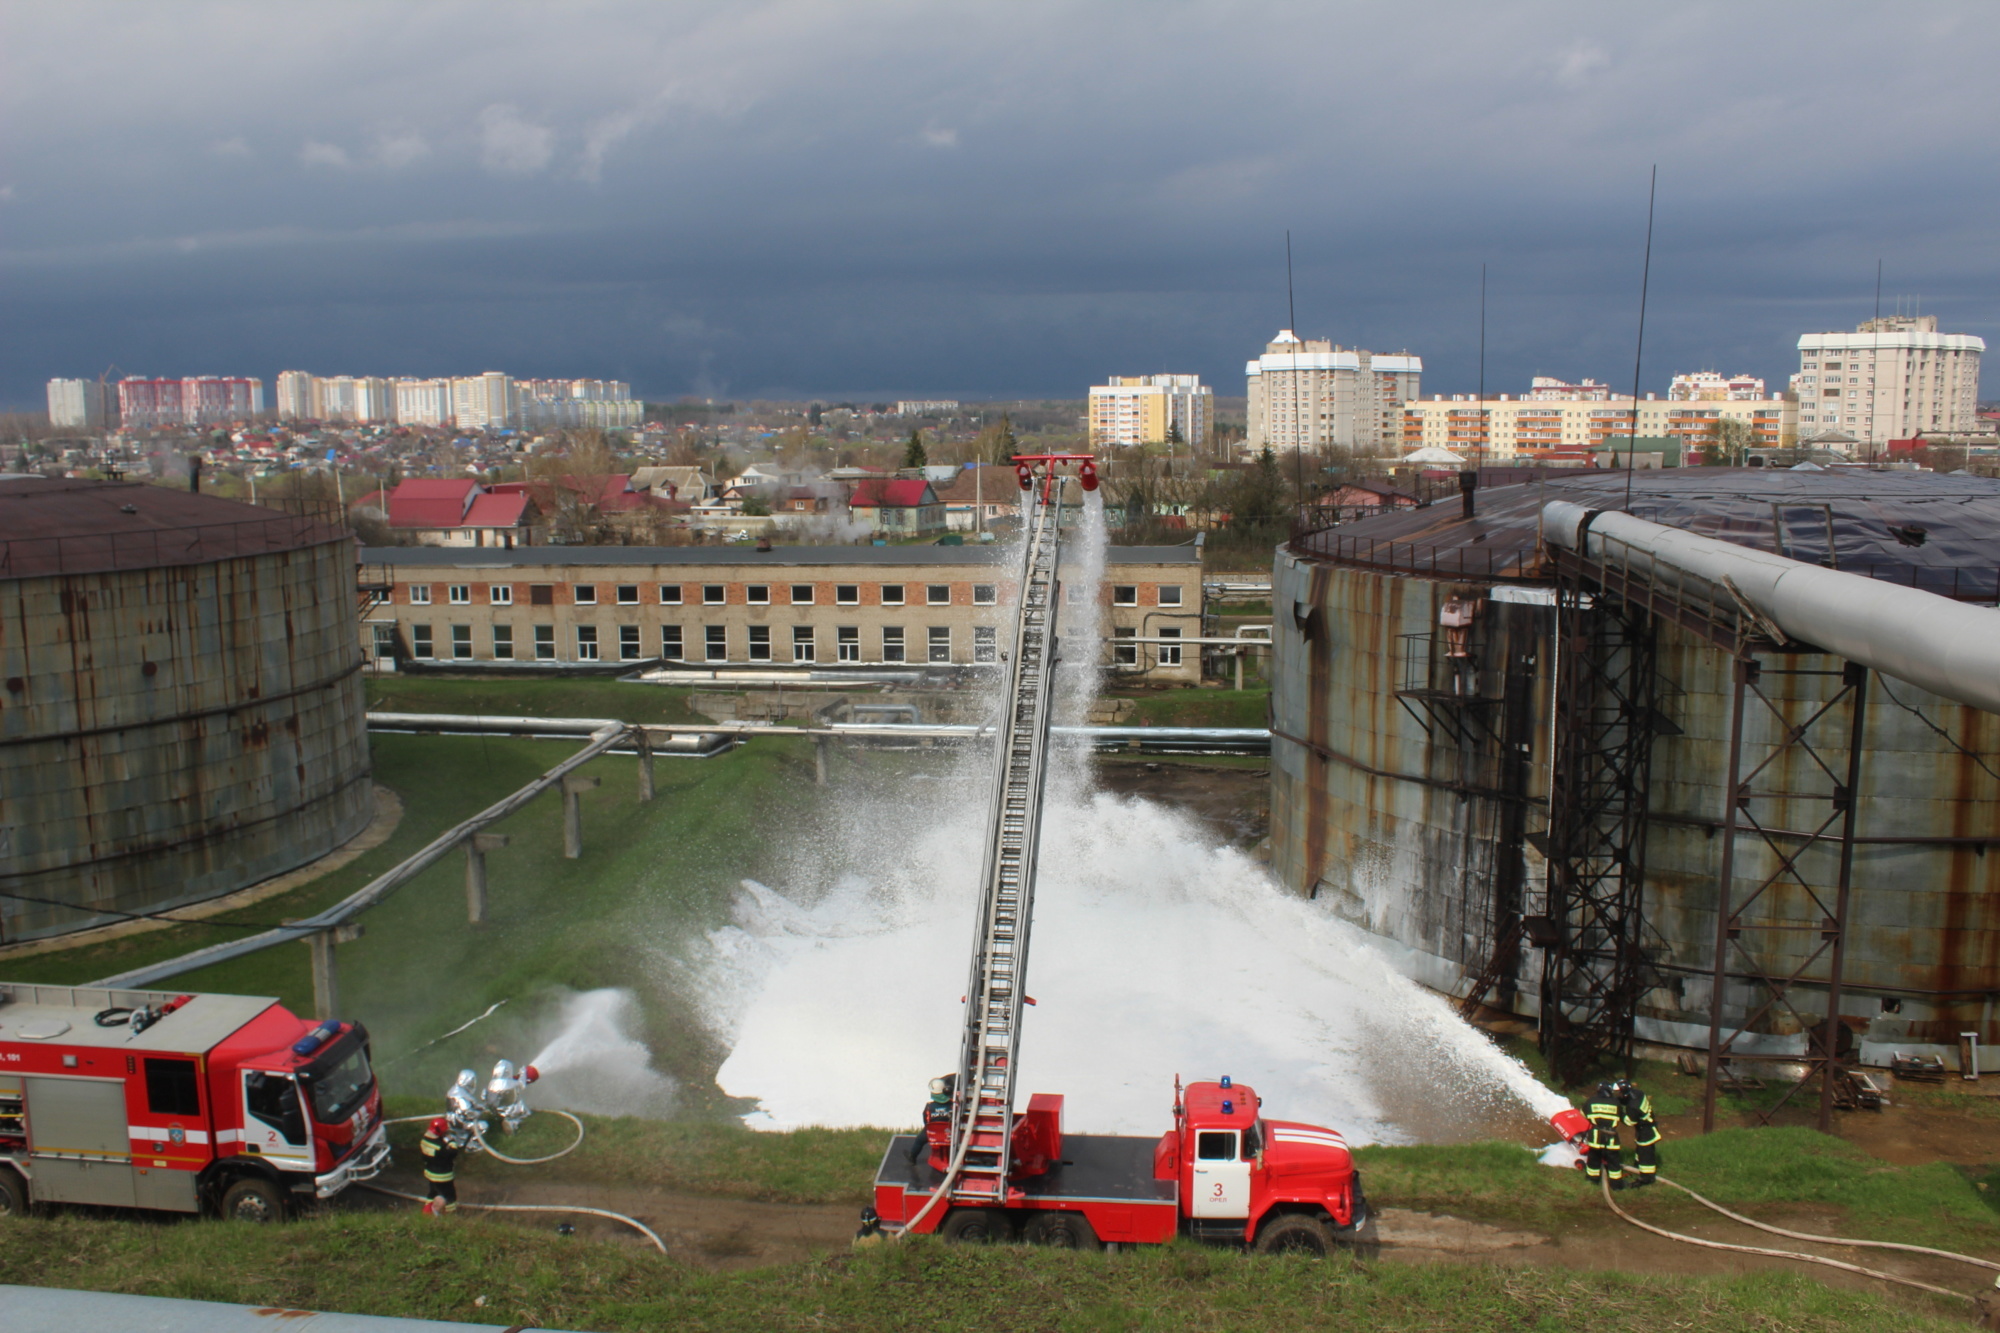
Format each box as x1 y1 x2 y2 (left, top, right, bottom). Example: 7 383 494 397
0 981 388 1221
875 1076 1375 1254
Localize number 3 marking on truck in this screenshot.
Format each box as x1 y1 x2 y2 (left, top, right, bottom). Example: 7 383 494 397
1211 1183 1224 1198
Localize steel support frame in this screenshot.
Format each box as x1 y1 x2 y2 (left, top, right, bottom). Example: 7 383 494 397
1538 562 1662 1085
1700 658 1868 1133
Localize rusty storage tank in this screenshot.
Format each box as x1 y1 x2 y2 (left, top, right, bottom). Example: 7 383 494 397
1273 469 2000 1065
0 478 371 944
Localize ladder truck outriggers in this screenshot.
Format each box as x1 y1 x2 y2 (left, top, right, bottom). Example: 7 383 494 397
871 455 1378 1255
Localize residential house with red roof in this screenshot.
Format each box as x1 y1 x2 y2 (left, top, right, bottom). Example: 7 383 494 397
355 478 536 547
847 478 945 536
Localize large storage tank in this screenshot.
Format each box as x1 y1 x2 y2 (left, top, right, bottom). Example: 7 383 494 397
0 478 371 943
1273 470 2000 1063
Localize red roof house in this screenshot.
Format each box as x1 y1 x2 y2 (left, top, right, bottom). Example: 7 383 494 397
848 478 945 536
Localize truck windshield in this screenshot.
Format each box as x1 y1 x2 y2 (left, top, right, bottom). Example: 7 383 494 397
301 1034 374 1124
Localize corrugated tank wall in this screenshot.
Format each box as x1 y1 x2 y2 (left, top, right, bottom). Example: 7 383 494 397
0 536 371 942
1638 622 2000 1055
1273 546 2000 1055
1270 548 1554 1002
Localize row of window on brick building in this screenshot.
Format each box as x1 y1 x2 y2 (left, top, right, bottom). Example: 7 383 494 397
380 621 1184 667
399 581 1187 608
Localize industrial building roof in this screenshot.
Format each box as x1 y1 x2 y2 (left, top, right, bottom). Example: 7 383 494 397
1294 469 2000 599
362 543 1201 567
0 478 349 580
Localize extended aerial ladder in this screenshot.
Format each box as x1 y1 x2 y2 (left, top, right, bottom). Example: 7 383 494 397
943 455 1095 1206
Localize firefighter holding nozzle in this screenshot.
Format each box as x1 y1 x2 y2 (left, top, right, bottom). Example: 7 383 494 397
1581 1078 1661 1191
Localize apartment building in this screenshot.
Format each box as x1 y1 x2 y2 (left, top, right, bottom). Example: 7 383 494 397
45 378 108 429
358 545 1203 683
1524 377 1613 401
1669 371 1766 401
1088 374 1213 449
1401 392 1796 458
276 370 315 420
1792 315 1984 446
115 376 263 427
1245 331 1420 454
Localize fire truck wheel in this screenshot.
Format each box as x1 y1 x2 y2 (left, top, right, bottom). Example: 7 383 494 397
1022 1212 1101 1251
938 1208 1014 1244
220 1177 287 1224
1253 1213 1335 1257
0 1168 26 1217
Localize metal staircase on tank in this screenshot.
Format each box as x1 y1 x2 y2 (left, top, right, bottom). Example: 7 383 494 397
948 470 1069 1206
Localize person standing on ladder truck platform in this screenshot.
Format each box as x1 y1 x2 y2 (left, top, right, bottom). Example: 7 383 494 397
1583 1084 1627 1191
1615 1078 1661 1187
420 1117 460 1216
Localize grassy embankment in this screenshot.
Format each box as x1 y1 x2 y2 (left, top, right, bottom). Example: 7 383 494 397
5 1128 1991 1333
8 723 834 1114
362 675 702 724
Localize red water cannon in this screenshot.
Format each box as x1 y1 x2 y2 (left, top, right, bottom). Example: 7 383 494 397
1009 454 1099 503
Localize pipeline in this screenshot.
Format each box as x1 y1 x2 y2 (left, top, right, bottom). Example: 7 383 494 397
1598 1174 1970 1303
357 1182 666 1255
1543 499 2000 717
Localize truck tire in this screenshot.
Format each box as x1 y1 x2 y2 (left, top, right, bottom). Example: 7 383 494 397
939 1207 1014 1244
1253 1213 1334 1257
1022 1211 1102 1251
0 1168 26 1218
220 1177 286 1223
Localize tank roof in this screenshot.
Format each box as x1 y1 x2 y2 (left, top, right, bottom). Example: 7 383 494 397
0 478 348 579
1294 469 2000 599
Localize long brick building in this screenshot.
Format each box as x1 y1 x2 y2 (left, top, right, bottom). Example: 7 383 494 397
359 544 1204 684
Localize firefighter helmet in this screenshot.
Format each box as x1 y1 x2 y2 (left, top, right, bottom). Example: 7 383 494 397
429 1118 449 1136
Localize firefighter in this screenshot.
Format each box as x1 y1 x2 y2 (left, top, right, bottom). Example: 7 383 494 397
911 1073 955 1164
1582 1084 1626 1191
854 1205 885 1246
420 1117 460 1216
1614 1078 1661 1187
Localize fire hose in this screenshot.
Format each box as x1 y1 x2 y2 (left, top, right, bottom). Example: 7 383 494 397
1598 1172 1973 1304
356 1182 666 1255
382 1110 585 1164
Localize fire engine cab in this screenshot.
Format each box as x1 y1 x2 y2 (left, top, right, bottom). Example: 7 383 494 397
0 981 388 1221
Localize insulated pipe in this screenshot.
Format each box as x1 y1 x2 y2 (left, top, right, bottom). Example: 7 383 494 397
1543 500 2000 718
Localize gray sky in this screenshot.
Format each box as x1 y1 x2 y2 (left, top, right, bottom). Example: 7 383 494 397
3 1 1995 408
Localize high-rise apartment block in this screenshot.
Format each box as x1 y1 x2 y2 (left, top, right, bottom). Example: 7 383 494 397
115 377 263 428
1669 371 1766 401
1088 374 1212 449
1791 315 1984 445
1245 331 1420 453
276 370 315 420
45 378 108 429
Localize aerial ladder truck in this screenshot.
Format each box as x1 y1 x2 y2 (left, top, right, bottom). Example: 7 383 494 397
871 455 1381 1254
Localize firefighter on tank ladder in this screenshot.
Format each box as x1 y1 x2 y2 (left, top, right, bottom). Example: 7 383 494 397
420 1117 460 1216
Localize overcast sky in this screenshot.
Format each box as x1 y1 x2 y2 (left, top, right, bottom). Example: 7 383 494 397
3 1 1995 408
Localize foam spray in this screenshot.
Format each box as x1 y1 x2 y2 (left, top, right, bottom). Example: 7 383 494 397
698 484 1571 1141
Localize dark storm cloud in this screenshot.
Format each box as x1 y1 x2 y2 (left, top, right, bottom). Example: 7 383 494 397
2 0 1995 406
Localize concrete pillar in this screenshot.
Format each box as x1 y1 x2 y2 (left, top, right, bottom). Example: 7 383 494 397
464 832 511 924
815 735 830 786
1234 649 1244 692
562 774 601 859
304 923 364 1021
636 728 655 803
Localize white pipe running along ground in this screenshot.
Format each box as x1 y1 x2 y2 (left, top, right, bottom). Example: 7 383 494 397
1542 500 2000 718
1660 1178 2000 1274
1599 1175 1970 1303
357 1183 666 1256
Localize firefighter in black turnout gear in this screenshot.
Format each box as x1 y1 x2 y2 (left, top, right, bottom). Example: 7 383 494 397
420 1117 460 1215
1614 1078 1661 1186
1583 1084 1626 1190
